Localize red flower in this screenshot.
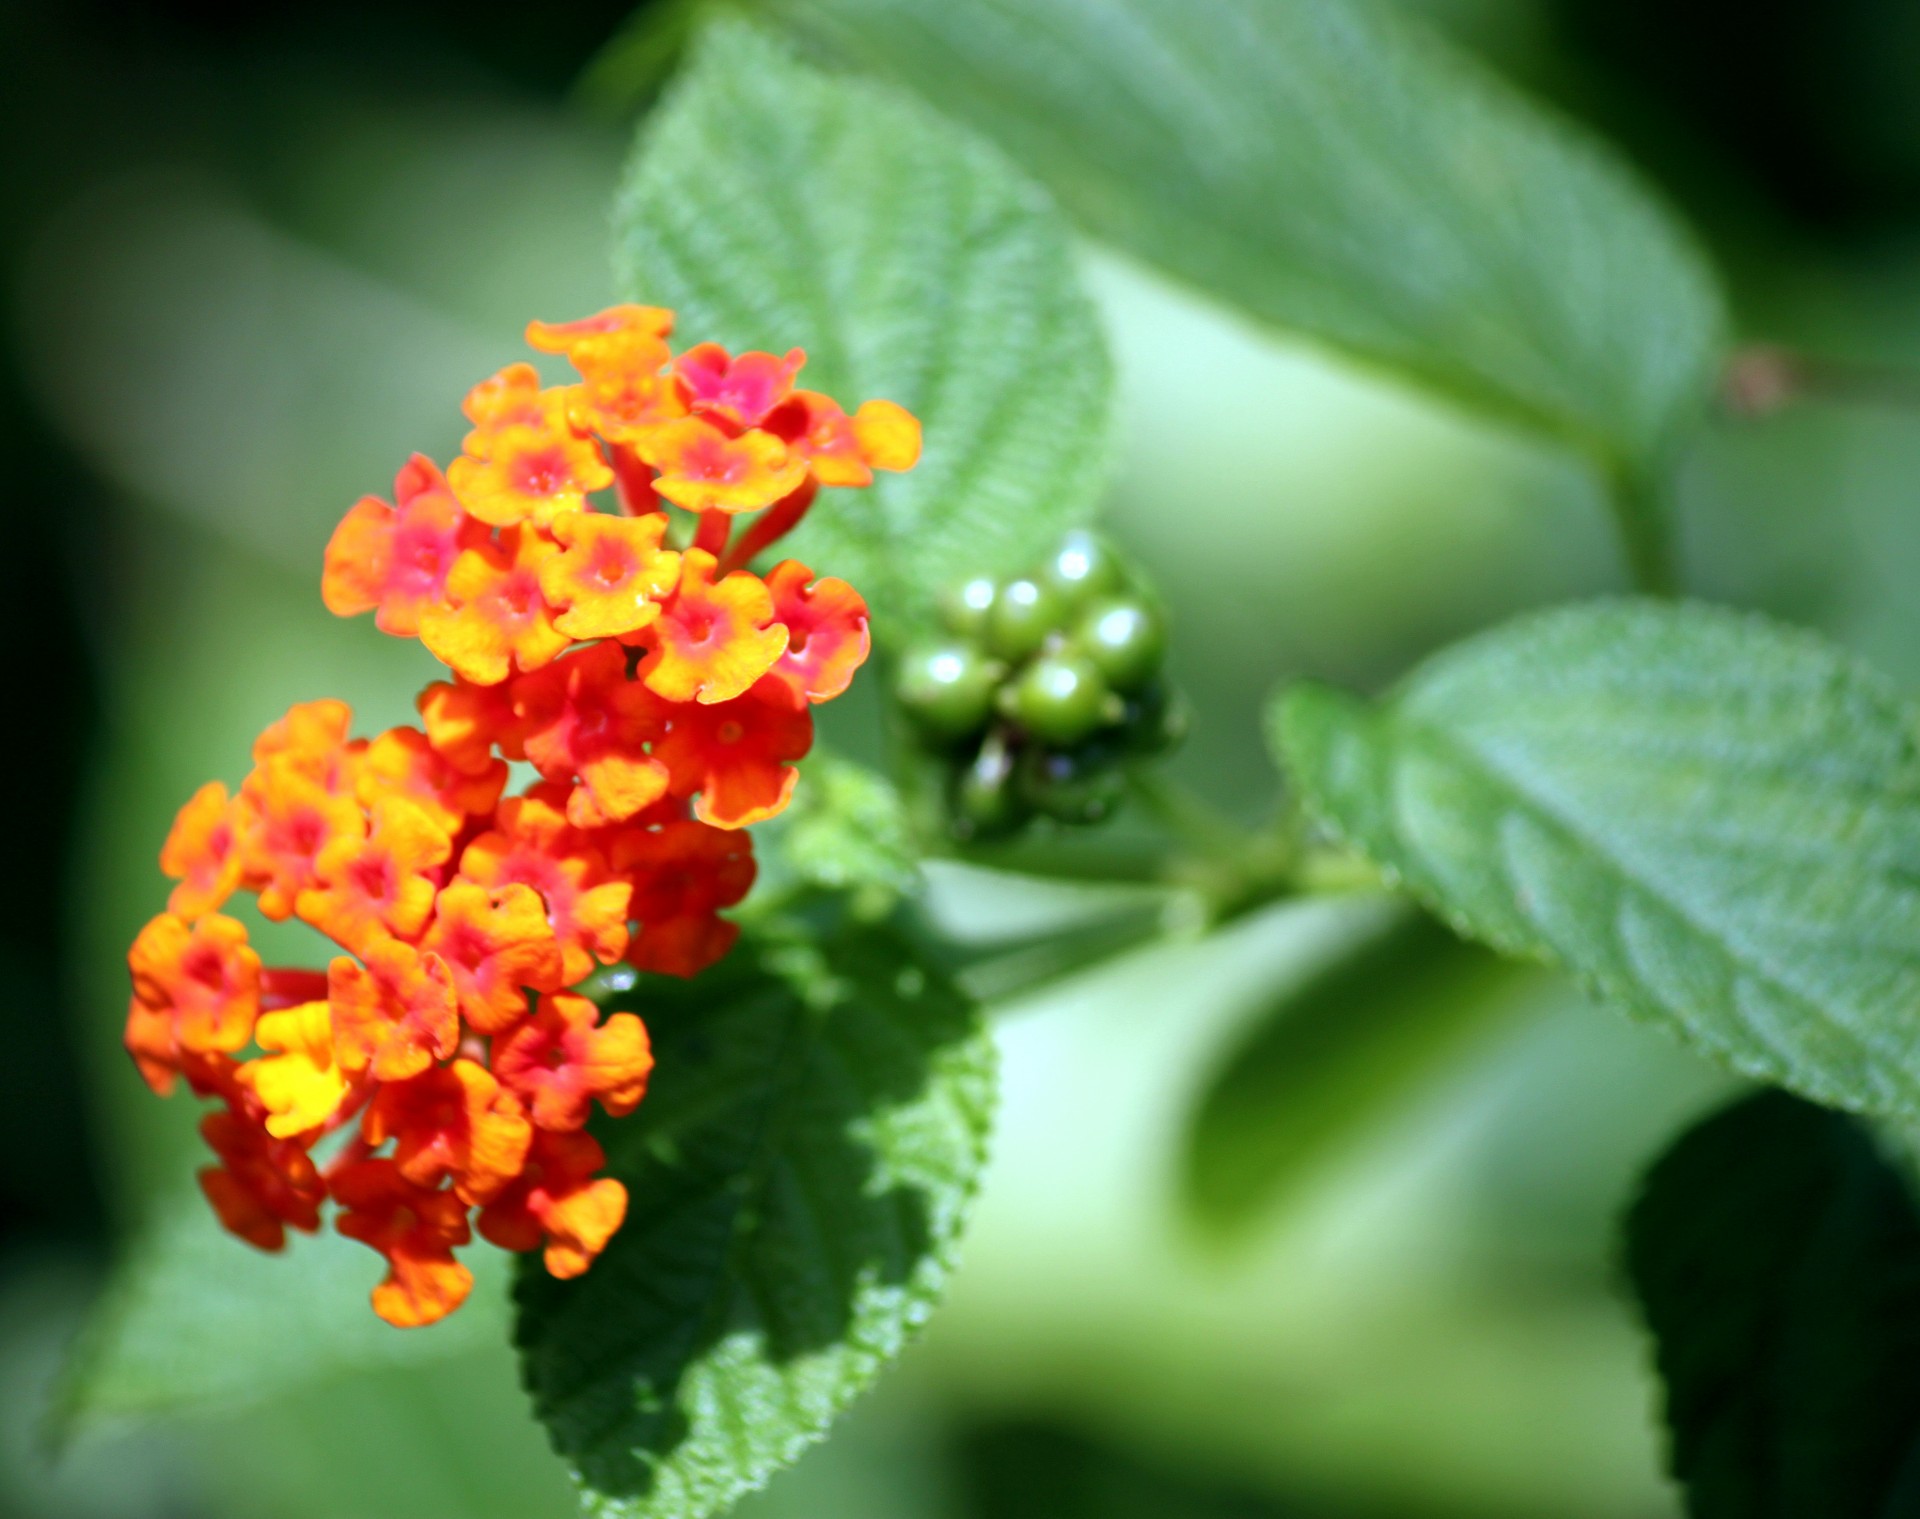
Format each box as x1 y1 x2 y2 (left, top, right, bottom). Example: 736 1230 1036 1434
332 1159 474 1328
493 992 652 1132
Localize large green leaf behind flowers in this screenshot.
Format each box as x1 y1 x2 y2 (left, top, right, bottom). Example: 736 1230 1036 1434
614 17 1113 637
750 0 1726 478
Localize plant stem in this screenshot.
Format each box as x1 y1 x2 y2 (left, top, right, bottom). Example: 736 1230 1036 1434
1724 343 1920 416
1124 766 1247 860
1608 466 1678 598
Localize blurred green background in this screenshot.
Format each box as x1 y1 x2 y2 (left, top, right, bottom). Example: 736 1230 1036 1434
6 0 1920 1515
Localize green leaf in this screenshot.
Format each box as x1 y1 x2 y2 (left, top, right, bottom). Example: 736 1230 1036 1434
513 920 995 1519
749 0 1725 479
1626 1090 1920 1516
1273 599 1920 1120
1181 898 1531 1236
755 754 919 915
58 1193 509 1429
614 17 1113 635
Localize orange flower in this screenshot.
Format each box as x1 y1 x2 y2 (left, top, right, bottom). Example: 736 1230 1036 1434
297 798 452 955
448 367 611 528
197 1109 325 1252
461 362 548 430
636 549 788 706
492 992 651 1131
526 305 674 354
420 880 564 1034
478 1129 627 1280
674 342 804 429
328 938 459 1082
457 787 632 983
764 392 922 487
537 510 680 641
251 699 361 785
322 456 488 637
236 1000 351 1139
160 781 242 920
362 1059 533 1204
357 726 508 838
418 527 569 686
761 559 870 705
528 307 681 445
125 913 261 1094
561 336 685 445
514 641 671 828
417 677 526 774
636 416 805 514
331 1159 474 1328
128 302 920 1326
850 398 922 471
613 819 753 978
235 764 366 921
655 675 813 829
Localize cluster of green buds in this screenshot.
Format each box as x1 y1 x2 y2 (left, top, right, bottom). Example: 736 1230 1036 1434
896 530 1183 839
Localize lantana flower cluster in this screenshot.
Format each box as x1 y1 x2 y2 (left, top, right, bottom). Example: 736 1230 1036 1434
123 305 919 1328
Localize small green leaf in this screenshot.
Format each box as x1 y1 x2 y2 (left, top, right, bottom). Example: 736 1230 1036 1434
1181 898 1531 1236
1274 600 1920 1120
1626 1090 1920 1516
755 755 919 914
750 0 1726 479
614 17 1112 635
513 921 995 1519
59 1193 508 1429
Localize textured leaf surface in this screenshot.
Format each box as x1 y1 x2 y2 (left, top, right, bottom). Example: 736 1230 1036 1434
756 755 918 912
1627 1090 1920 1516
513 922 995 1519
60 1194 508 1426
1182 899 1530 1235
1275 600 1920 1119
614 18 1111 634
752 0 1724 475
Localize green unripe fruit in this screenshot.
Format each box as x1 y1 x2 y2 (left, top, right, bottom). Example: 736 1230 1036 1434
1121 680 1189 755
1077 597 1165 692
985 577 1065 662
896 642 1003 740
1009 654 1112 745
952 735 1030 840
939 576 999 637
1016 744 1127 826
1039 529 1124 606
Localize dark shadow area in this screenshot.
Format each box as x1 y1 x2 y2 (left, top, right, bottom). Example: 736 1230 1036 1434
1549 0 1920 237
951 1416 1457 1519
1626 1090 1920 1515
1182 906 1524 1236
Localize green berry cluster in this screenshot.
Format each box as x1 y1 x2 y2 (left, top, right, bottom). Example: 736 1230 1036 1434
896 530 1183 839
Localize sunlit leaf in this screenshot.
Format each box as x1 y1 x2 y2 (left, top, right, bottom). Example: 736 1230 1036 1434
614 17 1112 636
1275 600 1920 1118
58 1196 508 1429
